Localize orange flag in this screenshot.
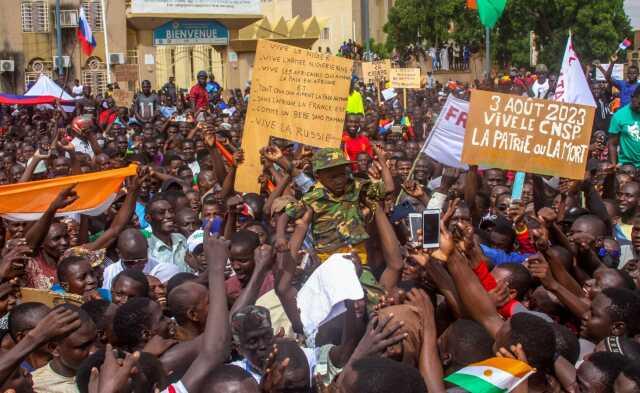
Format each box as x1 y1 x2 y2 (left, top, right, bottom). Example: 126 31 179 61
0 164 137 221
467 0 478 9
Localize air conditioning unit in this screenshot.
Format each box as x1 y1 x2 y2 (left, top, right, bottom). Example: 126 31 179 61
109 53 126 65
0 60 15 72
59 10 79 27
53 55 71 69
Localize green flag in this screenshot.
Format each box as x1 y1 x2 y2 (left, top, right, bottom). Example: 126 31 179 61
477 0 507 29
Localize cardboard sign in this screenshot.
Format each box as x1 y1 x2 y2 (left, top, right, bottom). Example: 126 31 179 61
235 40 353 192
461 90 596 179
362 60 391 83
389 68 421 89
20 288 84 308
112 89 134 107
113 64 139 82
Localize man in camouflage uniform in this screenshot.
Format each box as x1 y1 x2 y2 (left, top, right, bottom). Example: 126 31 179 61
286 147 386 264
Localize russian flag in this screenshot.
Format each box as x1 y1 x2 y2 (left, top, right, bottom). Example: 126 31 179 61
77 7 96 56
619 38 632 51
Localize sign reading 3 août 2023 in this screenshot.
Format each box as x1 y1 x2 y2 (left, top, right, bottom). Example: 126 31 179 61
153 21 229 46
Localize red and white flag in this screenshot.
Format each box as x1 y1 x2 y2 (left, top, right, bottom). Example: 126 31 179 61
553 34 596 107
619 38 632 51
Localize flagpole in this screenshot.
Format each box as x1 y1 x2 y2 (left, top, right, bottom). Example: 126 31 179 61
100 0 112 84
484 27 490 80
55 0 63 79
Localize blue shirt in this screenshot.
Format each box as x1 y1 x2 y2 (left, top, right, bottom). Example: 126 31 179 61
135 202 150 229
480 244 531 265
612 78 640 107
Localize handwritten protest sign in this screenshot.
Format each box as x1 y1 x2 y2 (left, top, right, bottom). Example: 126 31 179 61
461 90 596 179
112 89 134 107
362 60 391 83
235 39 353 192
113 64 139 82
389 68 421 89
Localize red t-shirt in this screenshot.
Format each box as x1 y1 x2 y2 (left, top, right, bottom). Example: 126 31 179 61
189 84 209 110
342 132 373 161
98 109 117 128
225 272 275 304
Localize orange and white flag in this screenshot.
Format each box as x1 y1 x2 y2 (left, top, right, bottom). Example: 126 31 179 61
0 165 137 221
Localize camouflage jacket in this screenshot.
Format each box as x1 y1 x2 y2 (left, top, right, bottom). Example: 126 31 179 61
286 178 385 252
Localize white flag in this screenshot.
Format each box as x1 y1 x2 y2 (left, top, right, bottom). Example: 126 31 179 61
421 95 469 169
553 35 596 107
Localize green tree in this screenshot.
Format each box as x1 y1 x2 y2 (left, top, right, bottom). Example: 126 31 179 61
384 0 632 70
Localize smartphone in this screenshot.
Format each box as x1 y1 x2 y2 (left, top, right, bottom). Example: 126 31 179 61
408 213 423 246
390 200 414 222
391 125 403 134
511 171 525 201
422 209 441 249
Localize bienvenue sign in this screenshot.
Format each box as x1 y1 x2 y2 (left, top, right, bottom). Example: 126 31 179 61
153 21 229 46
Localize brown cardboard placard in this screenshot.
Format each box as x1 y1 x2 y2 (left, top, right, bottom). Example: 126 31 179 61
461 90 596 179
235 40 353 193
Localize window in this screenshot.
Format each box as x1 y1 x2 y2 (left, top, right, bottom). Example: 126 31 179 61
83 58 107 96
21 1 50 33
82 0 103 32
321 27 330 40
126 49 139 65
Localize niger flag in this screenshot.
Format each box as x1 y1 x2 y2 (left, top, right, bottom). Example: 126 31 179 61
0 165 137 221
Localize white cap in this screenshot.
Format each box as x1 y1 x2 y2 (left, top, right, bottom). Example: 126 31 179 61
187 230 204 253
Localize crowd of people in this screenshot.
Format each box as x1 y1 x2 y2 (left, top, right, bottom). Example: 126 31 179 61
0 43 639 393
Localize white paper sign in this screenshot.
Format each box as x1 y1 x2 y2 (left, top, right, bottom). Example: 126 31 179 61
421 95 469 169
144 54 155 65
596 64 625 81
381 88 397 101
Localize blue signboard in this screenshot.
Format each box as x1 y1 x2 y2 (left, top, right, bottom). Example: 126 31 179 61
153 20 229 45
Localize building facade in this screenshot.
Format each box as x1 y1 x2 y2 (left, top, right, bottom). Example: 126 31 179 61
0 0 395 95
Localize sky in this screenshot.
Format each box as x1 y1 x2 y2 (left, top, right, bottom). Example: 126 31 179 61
625 0 640 30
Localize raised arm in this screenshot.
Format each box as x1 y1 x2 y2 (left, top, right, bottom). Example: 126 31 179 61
0 307 80 385
374 201 403 293
82 174 141 251
407 289 446 393
229 244 275 318
19 151 48 183
217 150 243 199
526 254 590 319
272 228 304 335
372 144 394 195
178 233 231 392
608 134 619 166
25 185 79 250
327 299 366 369
446 250 504 338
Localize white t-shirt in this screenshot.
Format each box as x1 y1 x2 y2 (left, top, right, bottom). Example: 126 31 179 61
531 79 550 99
102 259 157 290
102 258 180 290
161 380 188 393
72 85 84 97
70 137 95 158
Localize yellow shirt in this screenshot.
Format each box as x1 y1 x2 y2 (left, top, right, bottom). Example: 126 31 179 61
32 363 78 393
